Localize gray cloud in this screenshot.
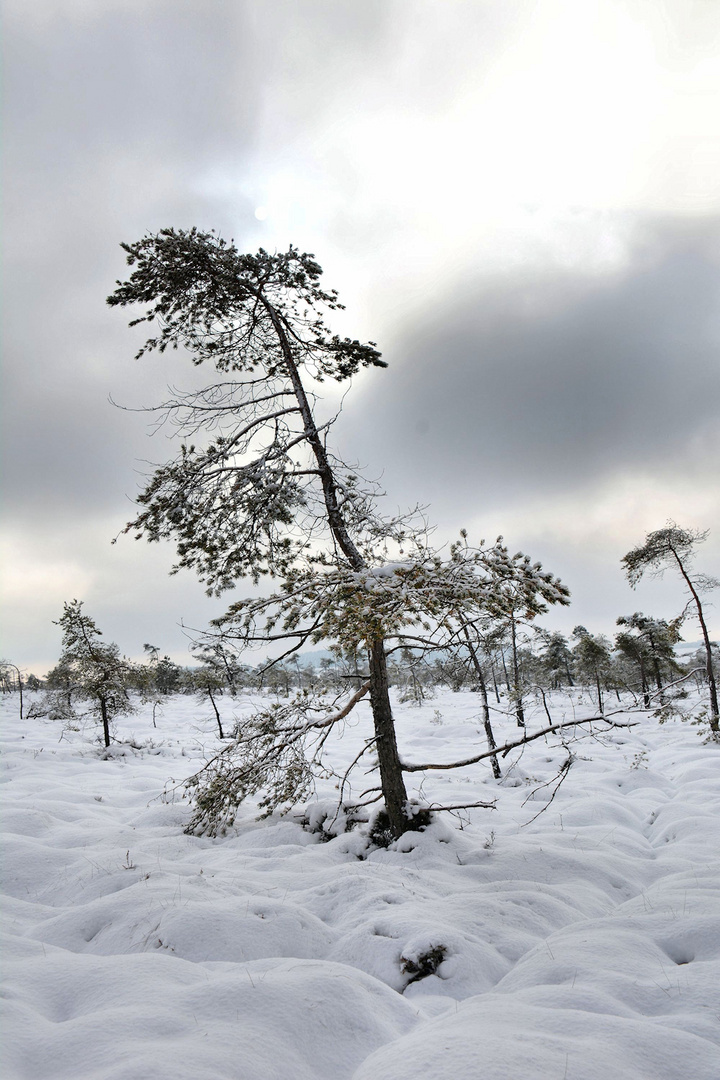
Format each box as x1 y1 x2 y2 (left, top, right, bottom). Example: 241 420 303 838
2 2 265 522
4 3 261 162
344 222 720 517
2 1 719 671
1 0 408 526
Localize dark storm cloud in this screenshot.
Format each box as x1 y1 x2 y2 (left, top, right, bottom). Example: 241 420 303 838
345 223 720 517
2 2 262 521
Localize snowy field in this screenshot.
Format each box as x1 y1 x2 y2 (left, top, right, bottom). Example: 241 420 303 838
2 688 719 1080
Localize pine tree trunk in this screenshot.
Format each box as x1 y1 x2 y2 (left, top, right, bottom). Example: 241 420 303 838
510 617 526 728
16 670 24 721
501 649 511 692
680 573 718 729
100 696 110 748
668 548 718 731
649 639 664 703
207 687 224 738
639 659 650 708
273 311 414 829
479 683 501 779
368 638 408 836
488 654 501 703
462 626 501 778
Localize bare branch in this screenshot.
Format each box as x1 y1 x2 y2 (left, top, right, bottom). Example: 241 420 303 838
424 799 497 812
402 713 639 773
521 752 574 826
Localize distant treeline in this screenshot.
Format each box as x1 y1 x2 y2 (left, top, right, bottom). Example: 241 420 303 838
4 622 715 710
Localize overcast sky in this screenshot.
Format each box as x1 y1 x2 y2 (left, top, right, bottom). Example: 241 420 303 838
2 0 719 673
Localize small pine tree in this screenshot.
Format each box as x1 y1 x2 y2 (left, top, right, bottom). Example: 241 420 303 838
54 601 134 747
615 612 681 705
622 524 719 731
535 630 575 689
572 626 612 713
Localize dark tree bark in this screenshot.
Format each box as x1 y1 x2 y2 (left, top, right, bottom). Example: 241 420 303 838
99 696 110 748
488 654 501 703
271 312 410 833
640 659 650 708
368 638 409 835
509 616 526 728
672 556 719 730
462 626 501 778
206 687 225 739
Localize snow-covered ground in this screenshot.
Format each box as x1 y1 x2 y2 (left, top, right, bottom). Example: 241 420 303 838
2 688 719 1080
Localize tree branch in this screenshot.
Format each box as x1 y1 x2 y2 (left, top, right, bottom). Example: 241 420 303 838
402 713 639 773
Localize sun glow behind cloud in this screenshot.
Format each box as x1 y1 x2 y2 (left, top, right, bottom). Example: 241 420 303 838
197 1 720 346
189 2 720 642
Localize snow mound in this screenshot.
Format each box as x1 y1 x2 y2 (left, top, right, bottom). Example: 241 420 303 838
3 937 418 1080
2 690 719 1079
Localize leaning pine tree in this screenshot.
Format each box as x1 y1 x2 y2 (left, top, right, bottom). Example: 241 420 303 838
622 524 719 732
108 231 427 836
109 231 570 837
